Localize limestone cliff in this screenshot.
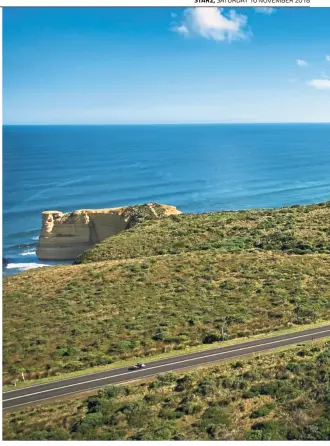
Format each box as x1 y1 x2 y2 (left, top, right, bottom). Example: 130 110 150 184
36 203 181 260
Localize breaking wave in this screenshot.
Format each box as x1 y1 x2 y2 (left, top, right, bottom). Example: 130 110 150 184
19 249 37 256
5 263 50 271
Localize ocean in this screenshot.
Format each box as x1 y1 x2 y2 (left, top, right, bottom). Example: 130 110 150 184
3 123 330 277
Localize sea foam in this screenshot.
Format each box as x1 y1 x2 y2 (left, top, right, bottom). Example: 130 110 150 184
19 249 37 256
6 263 50 271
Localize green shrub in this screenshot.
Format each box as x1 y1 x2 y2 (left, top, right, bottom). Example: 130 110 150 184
286 362 300 372
199 406 232 431
76 412 104 434
197 378 217 396
249 420 286 440
250 403 276 418
203 333 221 344
159 408 183 420
27 429 69 440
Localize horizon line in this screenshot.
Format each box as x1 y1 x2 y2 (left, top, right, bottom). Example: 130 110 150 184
3 121 330 126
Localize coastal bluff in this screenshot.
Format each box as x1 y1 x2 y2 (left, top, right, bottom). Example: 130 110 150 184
36 203 181 260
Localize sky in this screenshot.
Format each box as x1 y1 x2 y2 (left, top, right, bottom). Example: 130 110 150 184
3 7 330 124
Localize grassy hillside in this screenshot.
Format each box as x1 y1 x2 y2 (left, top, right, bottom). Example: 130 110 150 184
77 201 330 264
3 251 330 383
4 340 330 440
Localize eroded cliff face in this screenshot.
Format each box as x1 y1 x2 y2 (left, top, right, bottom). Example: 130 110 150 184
36 203 181 260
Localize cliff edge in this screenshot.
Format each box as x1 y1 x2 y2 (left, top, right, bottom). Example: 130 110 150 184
36 202 181 260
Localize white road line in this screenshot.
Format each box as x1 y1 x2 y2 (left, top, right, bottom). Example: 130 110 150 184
4 325 329 395
4 329 330 403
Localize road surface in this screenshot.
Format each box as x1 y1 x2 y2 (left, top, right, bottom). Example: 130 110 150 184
3 324 330 411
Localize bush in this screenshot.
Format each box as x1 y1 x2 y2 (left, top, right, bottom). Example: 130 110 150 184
199 406 232 431
232 361 244 369
250 403 275 418
159 408 183 420
102 385 126 399
175 375 195 392
203 333 221 344
197 378 217 396
81 412 104 427
27 429 69 440
149 373 178 388
253 381 278 396
178 399 203 415
152 329 169 341
242 390 258 399
56 346 79 357
119 401 152 428
63 360 85 371
144 393 163 405
249 420 286 440
286 362 300 372
87 397 103 413
131 424 177 440
75 412 104 435
116 340 136 351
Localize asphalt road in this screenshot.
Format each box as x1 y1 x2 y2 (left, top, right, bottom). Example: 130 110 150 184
3 325 330 411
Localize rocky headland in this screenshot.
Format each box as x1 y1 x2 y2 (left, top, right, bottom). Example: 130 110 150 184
36 202 181 260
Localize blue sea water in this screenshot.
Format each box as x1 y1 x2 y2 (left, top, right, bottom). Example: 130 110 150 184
3 124 330 276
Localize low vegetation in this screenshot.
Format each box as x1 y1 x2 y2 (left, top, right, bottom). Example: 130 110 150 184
3 201 330 440
3 251 330 383
4 340 330 440
77 201 330 263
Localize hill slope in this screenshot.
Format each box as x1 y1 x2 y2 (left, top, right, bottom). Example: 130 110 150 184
3 251 330 382
3 200 330 384
76 201 330 264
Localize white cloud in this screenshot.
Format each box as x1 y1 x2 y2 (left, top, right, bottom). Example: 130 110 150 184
171 8 250 42
296 59 308 67
307 79 330 90
254 7 276 15
326 55 330 62
175 24 189 35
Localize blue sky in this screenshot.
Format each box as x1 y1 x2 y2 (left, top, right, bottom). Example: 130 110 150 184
3 7 330 124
